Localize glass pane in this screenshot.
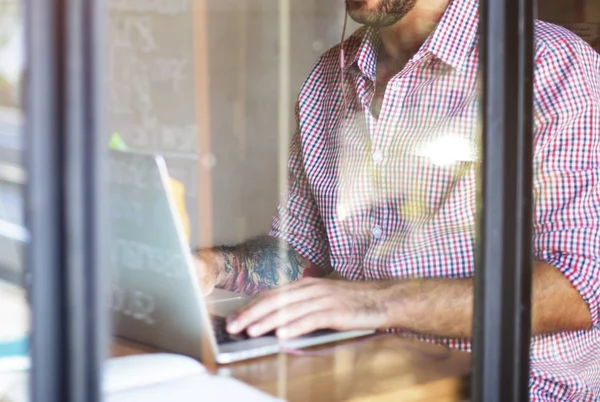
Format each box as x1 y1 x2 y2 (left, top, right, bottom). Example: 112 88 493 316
0 0 29 400
105 1 479 400
0 0 25 281
526 1 600 400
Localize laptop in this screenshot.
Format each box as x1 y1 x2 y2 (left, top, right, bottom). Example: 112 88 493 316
108 150 373 364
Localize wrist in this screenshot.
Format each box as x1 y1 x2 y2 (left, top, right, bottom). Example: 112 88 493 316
377 280 413 330
192 248 222 288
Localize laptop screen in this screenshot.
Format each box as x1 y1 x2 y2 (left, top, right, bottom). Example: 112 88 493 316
108 150 209 356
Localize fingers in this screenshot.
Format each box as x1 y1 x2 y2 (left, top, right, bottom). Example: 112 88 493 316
227 278 328 334
224 278 384 340
276 311 340 339
245 295 331 338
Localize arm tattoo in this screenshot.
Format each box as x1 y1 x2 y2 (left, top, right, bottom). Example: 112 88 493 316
209 236 319 295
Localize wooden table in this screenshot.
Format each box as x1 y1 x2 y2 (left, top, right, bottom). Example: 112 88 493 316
113 333 471 401
2 282 472 401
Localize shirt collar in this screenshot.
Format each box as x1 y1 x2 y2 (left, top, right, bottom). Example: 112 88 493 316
344 0 479 77
343 26 380 81
423 0 479 69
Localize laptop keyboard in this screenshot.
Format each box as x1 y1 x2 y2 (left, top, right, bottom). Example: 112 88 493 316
211 315 252 344
210 315 336 344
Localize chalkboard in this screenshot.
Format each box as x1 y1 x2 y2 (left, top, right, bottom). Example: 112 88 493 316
107 0 200 245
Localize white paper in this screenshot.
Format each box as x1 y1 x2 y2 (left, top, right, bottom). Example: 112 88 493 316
103 354 206 394
104 354 282 402
0 354 284 402
106 374 283 402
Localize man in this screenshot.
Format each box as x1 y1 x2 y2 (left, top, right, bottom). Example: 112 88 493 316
194 0 600 399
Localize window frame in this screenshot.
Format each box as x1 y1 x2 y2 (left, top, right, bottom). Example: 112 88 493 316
25 0 107 400
472 0 535 401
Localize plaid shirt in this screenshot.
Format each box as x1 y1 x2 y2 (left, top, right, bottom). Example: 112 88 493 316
270 0 600 399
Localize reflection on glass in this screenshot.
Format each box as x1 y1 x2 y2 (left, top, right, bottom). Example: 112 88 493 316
0 0 28 401
105 1 600 401
106 0 481 399
105 1 356 397
0 0 23 110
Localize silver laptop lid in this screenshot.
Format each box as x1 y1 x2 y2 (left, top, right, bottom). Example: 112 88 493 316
108 150 217 361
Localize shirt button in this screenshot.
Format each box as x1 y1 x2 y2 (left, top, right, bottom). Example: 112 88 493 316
372 225 383 240
373 150 383 164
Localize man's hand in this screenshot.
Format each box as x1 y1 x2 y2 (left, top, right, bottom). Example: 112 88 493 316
226 278 391 339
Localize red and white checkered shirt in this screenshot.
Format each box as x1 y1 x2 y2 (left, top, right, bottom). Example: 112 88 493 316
270 0 600 399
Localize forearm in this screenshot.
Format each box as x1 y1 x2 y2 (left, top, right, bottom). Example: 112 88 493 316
384 261 592 338
195 236 323 295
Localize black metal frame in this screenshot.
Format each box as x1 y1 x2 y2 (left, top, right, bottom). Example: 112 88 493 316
25 0 106 401
472 0 536 401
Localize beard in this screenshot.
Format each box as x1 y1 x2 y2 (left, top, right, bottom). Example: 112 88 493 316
346 0 418 28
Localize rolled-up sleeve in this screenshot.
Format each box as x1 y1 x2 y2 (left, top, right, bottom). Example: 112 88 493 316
269 104 332 273
533 35 600 327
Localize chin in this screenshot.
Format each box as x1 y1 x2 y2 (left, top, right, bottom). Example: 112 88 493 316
347 10 401 29
346 0 413 28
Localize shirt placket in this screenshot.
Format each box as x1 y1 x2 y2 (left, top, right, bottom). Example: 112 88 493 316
347 73 375 280
367 63 419 279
